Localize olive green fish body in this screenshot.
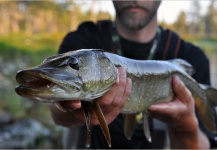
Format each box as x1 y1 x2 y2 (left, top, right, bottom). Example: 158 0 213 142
104 52 202 113
104 52 214 135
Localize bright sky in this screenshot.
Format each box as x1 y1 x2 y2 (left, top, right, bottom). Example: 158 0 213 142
94 0 211 24
158 0 210 24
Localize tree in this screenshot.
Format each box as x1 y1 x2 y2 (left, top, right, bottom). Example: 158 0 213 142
0 0 115 34
173 11 187 35
188 0 201 35
204 0 217 38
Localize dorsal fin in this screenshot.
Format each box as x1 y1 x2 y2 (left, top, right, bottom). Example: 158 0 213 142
168 59 195 75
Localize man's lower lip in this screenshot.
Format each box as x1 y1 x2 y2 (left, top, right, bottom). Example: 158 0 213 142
127 7 144 13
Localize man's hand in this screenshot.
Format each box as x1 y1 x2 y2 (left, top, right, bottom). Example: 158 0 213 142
50 67 132 126
148 76 197 132
148 76 210 149
67 67 132 125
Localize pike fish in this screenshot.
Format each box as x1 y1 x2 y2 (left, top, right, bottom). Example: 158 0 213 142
15 49 217 147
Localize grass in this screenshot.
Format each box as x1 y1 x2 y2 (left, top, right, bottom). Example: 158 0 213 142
185 37 217 55
0 33 65 66
0 33 64 51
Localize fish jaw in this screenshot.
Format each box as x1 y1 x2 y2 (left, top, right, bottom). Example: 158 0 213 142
15 69 83 102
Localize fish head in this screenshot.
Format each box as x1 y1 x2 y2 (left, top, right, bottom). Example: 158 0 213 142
15 49 117 102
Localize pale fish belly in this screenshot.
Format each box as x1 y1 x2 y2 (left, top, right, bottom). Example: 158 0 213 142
122 73 174 114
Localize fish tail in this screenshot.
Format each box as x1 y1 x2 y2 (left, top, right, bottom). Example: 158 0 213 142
196 84 217 134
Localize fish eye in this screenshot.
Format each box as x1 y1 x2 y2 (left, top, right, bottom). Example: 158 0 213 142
67 57 79 70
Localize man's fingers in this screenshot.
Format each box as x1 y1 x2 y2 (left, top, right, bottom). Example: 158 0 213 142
123 78 132 102
99 67 126 107
62 67 131 126
110 67 128 107
104 78 132 124
148 75 196 126
68 100 82 110
172 76 192 105
96 67 131 125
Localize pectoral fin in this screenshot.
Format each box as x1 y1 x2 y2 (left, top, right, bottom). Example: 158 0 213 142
91 99 111 147
81 102 91 147
143 112 152 142
54 102 68 112
124 114 136 140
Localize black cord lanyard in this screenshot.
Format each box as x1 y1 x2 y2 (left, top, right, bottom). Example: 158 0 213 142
112 22 161 60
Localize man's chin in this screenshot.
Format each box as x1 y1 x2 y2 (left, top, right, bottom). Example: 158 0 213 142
121 19 147 30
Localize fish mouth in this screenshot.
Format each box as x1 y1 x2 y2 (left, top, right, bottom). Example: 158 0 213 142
15 69 82 100
16 71 55 90
16 70 61 90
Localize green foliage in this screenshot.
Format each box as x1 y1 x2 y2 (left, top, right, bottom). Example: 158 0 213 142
0 1 114 35
0 33 64 65
190 38 217 55
0 33 62 120
173 11 187 34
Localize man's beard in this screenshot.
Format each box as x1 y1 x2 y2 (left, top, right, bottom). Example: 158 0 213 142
114 1 161 30
119 11 156 30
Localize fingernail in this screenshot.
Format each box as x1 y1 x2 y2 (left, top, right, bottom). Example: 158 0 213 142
173 76 181 88
116 71 120 83
119 67 126 77
68 101 81 110
148 104 157 110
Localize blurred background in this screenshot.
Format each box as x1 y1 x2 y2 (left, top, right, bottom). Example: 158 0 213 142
0 0 216 148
